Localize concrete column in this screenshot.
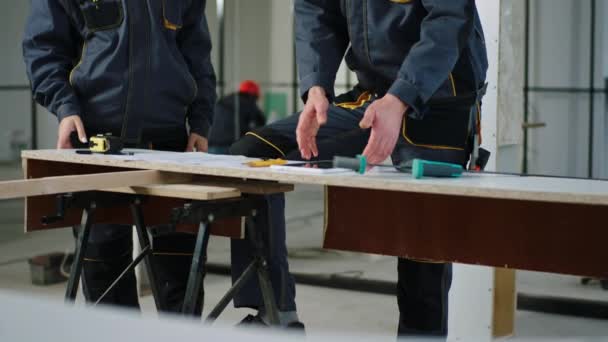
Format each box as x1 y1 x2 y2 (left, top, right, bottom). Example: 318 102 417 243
449 2 522 340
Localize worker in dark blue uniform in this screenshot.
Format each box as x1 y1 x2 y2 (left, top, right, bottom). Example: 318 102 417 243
208 80 266 154
23 0 216 313
230 0 488 338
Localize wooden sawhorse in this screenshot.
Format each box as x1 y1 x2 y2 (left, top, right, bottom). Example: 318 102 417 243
21 157 293 324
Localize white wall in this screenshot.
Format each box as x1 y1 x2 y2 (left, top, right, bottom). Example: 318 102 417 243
222 0 271 93
527 0 606 178
219 0 298 120
267 0 298 117
445 3 502 340
0 5 28 85
0 1 36 156
0 1 78 151
495 1 525 174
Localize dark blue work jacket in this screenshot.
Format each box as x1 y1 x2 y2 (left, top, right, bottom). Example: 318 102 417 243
295 0 488 118
23 0 216 141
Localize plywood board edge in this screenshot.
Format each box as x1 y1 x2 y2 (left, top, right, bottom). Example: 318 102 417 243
23 158 29 233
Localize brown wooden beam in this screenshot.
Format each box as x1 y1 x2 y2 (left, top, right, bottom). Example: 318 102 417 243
0 170 191 200
106 183 241 201
190 176 294 195
22 159 241 238
324 186 608 278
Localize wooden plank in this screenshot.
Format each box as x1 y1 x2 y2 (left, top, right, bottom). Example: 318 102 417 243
1 169 191 200
21 149 608 206
493 268 516 338
24 158 133 232
106 183 242 200
190 176 294 194
23 159 242 238
324 186 608 278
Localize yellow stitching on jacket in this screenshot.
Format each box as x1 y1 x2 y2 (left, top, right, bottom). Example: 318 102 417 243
449 73 457 97
162 0 183 31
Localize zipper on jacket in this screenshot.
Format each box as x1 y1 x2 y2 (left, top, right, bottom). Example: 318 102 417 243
121 0 136 139
121 0 151 140
185 71 198 123
344 0 353 40
187 71 198 105
362 0 372 66
143 0 152 138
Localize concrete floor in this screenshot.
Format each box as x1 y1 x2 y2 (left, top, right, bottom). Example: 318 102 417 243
1 164 607 340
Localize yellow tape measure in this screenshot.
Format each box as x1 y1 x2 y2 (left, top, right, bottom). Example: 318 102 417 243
246 159 288 168
89 134 123 154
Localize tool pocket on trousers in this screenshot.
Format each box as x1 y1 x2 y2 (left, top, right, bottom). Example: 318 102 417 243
162 0 187 31
402 95 475 150
80 0 124 32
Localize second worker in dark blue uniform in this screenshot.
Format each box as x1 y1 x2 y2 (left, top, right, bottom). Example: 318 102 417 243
230 0 489 338
23 0 216 313
23 0 304 326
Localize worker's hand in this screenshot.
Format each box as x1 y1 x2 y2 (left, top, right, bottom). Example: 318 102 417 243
296 86 329 160
57 115 87 149
186 133 208 152
360 94 408 166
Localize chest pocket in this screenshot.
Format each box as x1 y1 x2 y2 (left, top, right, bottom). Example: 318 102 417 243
162 0 189 31
79 0 124 32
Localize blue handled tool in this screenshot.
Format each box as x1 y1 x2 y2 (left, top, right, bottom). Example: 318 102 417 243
333 155 464 179
410 159 464 179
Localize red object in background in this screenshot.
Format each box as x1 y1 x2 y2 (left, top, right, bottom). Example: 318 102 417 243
239 80 261 98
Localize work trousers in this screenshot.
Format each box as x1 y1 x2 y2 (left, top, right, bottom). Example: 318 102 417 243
230 87 475 337
75 128 204 315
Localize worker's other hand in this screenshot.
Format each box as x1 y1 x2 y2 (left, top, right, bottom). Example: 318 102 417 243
186 133 208 152
360 94 408 166
296 86 329 160
57 115 87 149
